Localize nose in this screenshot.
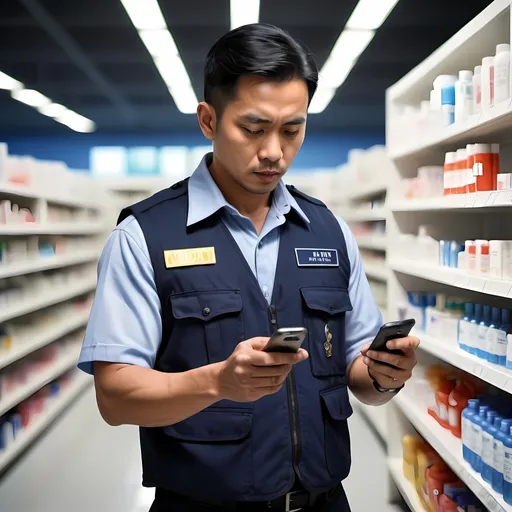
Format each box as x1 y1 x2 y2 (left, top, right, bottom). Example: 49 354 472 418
258 133 283 164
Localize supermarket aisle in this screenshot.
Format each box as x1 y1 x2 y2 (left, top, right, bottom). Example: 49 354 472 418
0 385 403 512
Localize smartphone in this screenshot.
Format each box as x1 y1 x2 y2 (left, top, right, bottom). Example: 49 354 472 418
263 327 308 353
368 319 416 357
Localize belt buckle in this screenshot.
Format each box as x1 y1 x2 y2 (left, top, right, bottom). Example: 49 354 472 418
285 491 302 512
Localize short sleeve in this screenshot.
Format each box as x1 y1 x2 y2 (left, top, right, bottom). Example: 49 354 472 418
335 216 383 366
78 216 162 375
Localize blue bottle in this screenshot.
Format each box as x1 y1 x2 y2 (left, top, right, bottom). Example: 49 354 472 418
477 305 491 360
462 399 480 465
458 303 473 353
486 307 502 364
471 405 489 473
504 425 512 505
492 419 512 494
482 412 500 483
499 309 511 367
469 304 482 356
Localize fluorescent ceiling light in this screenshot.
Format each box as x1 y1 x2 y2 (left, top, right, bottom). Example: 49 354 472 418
120 0 166 30
309 88 337 114
37 103 69 118
0 72 23 91
11 89 51 108
230 0 260 30
56 111 96 133
346 0 400 30
139 29 178 56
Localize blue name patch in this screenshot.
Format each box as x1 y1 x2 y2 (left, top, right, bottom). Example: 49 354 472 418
295 248 339 267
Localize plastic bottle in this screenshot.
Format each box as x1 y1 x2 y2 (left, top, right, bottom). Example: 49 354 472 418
455 70 473 124
494 44 511 104
471 405 489 473
462 399 480 465
504 425 512 505
444 152 457 195
448 379 474 438
441 85 456 126
473 144 494 192
458 303 473 352
465 144 475 194
416 443 442 509
468 303 482 356
477 305 491 360
481 56 495 109
403 435 422 484
493 418 512 494
492 143 500 190
498 309 511 367
435 376 457 429
486 307 502 365
455 148 467 195
482 411 499 483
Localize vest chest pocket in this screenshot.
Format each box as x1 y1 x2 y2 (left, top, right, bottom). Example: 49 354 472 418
170 289 244 365
300 287 353 377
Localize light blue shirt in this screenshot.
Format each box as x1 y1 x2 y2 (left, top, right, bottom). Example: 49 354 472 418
78 155 382 374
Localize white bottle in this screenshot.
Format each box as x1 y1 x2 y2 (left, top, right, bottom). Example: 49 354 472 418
494 43 511 104
473 66 482 114
482 57 495 110
455 70 473 123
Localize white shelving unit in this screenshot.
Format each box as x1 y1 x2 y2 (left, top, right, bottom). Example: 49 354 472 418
384 2 512 510
0 145 105 473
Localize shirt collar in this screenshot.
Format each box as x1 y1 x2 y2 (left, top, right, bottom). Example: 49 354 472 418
187 153 310 227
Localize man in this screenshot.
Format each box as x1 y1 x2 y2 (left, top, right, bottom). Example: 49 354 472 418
79 23 419 512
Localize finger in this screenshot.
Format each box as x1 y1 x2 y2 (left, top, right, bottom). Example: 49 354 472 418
251 349 308 367
386 336 420 351
368 368 403 389
366 350 415 371
363 356 408 380
246 337 271 350
251 374 287 388
360 344 371 356
250 364 292 378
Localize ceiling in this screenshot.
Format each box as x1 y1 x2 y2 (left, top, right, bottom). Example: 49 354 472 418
0 0 495 135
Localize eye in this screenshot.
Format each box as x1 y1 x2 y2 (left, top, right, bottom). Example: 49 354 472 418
284 130 300 137
243 127 263 136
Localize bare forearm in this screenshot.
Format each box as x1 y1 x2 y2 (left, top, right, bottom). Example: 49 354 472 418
347 356 394 406
94 362 222 427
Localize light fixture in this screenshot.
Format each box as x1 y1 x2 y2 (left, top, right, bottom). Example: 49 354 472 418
346 0 400 30
120 0 166 30
230 0 260 30
11 89 51 108
0 72 23 91
37 103 69 118
56 111 96 133
309 88 337 115
120 0 199 114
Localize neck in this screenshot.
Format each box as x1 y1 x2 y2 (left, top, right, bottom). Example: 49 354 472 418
208 154 272 220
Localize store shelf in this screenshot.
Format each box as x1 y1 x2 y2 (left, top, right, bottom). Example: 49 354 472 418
0 250 100 280
348 182 387 202
0 278 96 324
0 347 81 416
416 331 512 395
0 310 90 371
390 190 512 212
390 261 512 299
341 208 387 223
395 393 509 512
0 372 92 473
388 459 426 512
0 223 104 236
355 235 387 251
363 261 388 281
0 182 101 210
351 397 388 441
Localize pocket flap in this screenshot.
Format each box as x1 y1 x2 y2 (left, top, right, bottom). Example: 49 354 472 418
301 287 353 315
171 290 242 322
320 385 353 421
163 410 252 442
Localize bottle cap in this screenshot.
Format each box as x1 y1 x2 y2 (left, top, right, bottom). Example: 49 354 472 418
483 305 491 320
502 309 510 325
474 65 482 75
492 307 501 324
433 75 458 90
482 56 495 66
459 70 473 81
496 43 510 54
474 143 491 154
445 152 457 164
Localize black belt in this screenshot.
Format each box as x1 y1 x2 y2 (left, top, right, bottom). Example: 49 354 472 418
154 483 343 511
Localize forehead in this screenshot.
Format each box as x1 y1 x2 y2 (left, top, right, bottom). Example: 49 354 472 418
227 75 308 118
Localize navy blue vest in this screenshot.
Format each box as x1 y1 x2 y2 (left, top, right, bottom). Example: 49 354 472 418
118 179 354 501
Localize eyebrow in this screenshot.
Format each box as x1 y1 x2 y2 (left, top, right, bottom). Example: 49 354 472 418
242 114 306 126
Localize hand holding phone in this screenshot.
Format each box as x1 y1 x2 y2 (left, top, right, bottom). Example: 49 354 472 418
368 319 415 358
263 327 308 353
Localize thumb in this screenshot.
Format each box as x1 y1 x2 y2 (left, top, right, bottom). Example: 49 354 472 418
246 337 271 351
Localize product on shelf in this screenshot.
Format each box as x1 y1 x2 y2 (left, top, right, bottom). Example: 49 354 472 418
0 201 35 225
401 433 485 510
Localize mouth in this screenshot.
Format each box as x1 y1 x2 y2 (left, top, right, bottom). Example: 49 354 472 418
254 170 280 183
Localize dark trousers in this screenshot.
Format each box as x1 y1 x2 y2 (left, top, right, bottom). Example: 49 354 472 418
149 486 352 512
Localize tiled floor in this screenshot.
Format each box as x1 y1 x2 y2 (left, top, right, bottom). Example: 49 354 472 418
0 385 405 512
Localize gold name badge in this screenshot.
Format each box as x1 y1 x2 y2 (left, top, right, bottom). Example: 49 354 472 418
164 247 216 269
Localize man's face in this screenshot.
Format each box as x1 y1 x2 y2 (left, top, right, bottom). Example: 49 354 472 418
210 76 309 195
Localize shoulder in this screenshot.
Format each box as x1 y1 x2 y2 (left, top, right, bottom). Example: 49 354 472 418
285 184 327 207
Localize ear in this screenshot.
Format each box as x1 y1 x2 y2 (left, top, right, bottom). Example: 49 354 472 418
197 102 217 141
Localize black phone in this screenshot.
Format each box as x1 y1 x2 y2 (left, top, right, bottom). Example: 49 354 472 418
368 319 416 357
263 327 308 353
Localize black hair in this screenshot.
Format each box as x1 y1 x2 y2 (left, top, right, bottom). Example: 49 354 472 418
204 23 318 115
